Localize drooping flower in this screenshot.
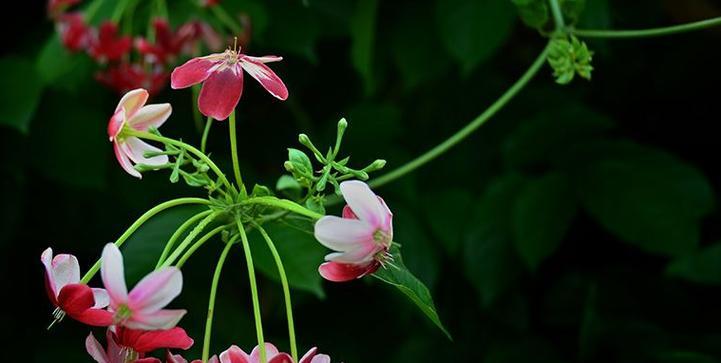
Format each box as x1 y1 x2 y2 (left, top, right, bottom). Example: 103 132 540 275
219 343 293 363
57 13 90 51
41 248 113 326
88 21 133 62
97 63 169 95
108 88 172 178
313 180 393 282
86 327 193 363
136 19 198 65
170 46 288 120
101 243 186 330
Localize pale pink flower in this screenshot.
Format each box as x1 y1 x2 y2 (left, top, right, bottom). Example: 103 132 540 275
101 243 186 330
219 343 292 363
86 327 193 363
170 47 288 120
314 180 394 282
299 347 332 363
108 88 172 178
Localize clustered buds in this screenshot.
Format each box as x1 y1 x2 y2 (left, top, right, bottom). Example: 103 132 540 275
547 34 594 84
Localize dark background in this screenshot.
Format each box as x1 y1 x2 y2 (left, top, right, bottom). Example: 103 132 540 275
2 0 721 362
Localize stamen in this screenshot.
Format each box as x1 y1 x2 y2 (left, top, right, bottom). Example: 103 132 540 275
233 36 238 52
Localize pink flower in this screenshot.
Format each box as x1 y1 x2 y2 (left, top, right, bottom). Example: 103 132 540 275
57 13 90 51
41 248 112 326
101 243 186 330
218 343 293 363
314 181 393 282
136 19 197 65
86 327 193 363
108 88 172 178
170 47 288 120
88 21 133 62
299 347 332 363
166 351 218 363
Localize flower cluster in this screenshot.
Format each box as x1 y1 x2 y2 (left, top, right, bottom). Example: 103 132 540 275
49 0 223 95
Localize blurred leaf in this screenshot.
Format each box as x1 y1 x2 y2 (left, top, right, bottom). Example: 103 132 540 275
220 0 270 38
276 174 302 199
344 103 402 160
513 172 576 270
560 0 586 24
511 0 550 30
36 34 94 92
249 218 326 298
29 90 109 189
436 0 516 74
262 0 320 61
0 56 44 134
574 140 714 257
349 0 379 95
393 204 440 289
426 188 474 256
373 244 451 339
667 243 721 285
577 0 610 29
464 174 525 307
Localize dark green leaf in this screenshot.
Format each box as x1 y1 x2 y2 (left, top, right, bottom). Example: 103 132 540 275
373 245 451 339
426 188 474 255
393 204 440 289
349 0 379 95
0 56 44 134
511 0 549 30
667 243 721 285
36 34 94 92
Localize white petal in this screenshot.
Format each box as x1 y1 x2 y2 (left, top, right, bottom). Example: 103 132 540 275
85 333 109 363
114 141 142 178
92 288 110 309
126 309 187 330
52 253 81 292
127 103 172 131
339 181 388 227
123 137 169 167
101 243 128 305
314 216 375 252
312 355 331 363
128 267 183 314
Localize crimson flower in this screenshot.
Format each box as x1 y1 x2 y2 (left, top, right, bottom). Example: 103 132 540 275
101 243 186 329
86 327 193 363
313 181 394 282
57 13 90 51
136 19 197 65
170 47 288 120
41 248 113 326
97 63 168 95
108 89 172 178
166 351 218 363
89 21 132 62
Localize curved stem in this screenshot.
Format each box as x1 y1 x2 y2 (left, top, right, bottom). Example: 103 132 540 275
201 116 213 153
235 215 267 363
256 224 298 361
80 197 210 283
228 111 246 194
126 129 232 189
239 197 324 220
548 0 566 31
201 238 235 363
572 16 721 39
369 43 552 189
175 225 229 269
160 212 221 268
156 210 213 269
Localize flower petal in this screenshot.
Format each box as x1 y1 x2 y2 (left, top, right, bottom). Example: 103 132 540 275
167 352 189 363
240 56 288 100
121 327 194 353
57 283 94 315
123 137 169 167
318 261 376 282
339 181 389 228
41 248 58 299
299 347 317 363
242 55 283 63
116 88 149 119
86 333 110 363
114 141 142 178
311 355 331 363
219 345 251 363
314 216 375 252
268 353 294 363
92 288 110 309
171 56 219 89
323 243 377 264
250 343 280 362
71 308 114 327
108 107 125 140
128 267 182 313
127 103 172 131
198 66 243 120
101 243 128 305
127 309 187 330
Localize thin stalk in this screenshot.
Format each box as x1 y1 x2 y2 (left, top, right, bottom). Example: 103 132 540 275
548 0 566 31
175 225 229 269
201 238 235 363
572 16 721 38
256 224 298 361
235 215 267 363
369 43 552 189
201 116 213 153
238 197 324 220
160 212 221 268
80 197 210 283
156 210 213 269
228 111 245 194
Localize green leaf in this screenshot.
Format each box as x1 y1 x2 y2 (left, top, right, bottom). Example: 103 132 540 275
35 34 94 92
425 188 474 255
513 172 576 270
249 219 326 298
373 245 451 339
262 0 320 61
305 196 326 215
666 243 721 285
464 174 526 307
251 184 274 197
574 140 714 257
349 0 379 95
276 174 302 199
0 56 44 134
287 148 313 176
511 0 550 30
393 204 440 289
436 0 516 74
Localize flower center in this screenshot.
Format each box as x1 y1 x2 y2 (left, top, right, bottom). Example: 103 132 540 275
120 347 139 363
373 229 391 246
114 304 132 324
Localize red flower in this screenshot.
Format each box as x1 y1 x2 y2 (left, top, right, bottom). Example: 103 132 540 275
57 13 90 51
171 47 288 120
97 63 168 95
136 19 197 64
48 0 81 18
86 327 194 363
199 0 220 7
88 21 133 62
41 248 113 326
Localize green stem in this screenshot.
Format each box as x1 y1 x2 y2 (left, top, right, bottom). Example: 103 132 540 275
155 0 168 19
80 197 210 283
239 197 324 220
201 238 235 363
201 116 213 153
548 0 566 32
156 210 214 269
572 16 721 38
228 111 245 194
126 129 232 189
369 43 552 189
160 212 221 268
255 224 298 361
235 215 267 363
175 225 229 269
111 0 133 23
